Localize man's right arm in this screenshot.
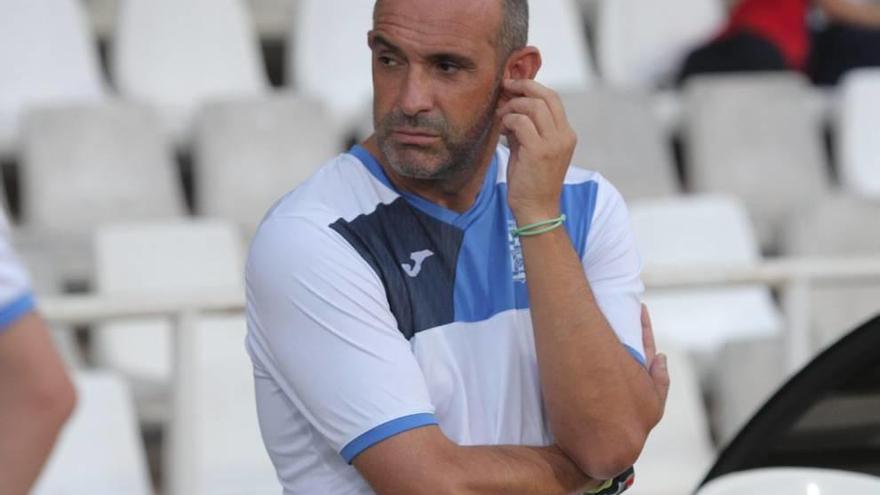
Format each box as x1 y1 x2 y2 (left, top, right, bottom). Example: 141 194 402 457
354 425 600 495
354 304 667 495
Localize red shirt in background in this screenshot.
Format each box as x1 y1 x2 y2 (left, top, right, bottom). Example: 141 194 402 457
722 0 811 69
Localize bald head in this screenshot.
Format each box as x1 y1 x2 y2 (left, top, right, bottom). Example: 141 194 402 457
373 0 528 60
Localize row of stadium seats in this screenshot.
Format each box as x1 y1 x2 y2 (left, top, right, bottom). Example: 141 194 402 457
9 71 880 296
3 0 728 153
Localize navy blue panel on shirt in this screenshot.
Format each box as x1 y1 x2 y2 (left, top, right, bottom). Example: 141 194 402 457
330 198 464 340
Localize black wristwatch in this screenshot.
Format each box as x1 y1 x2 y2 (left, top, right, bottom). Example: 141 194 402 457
584 466 635 495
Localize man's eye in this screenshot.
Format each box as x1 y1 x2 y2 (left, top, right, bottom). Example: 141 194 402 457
378 55 399 67
437 61 460 74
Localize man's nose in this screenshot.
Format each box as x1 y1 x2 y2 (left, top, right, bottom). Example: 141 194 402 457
397 66 434 117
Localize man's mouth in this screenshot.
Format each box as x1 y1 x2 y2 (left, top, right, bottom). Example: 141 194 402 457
390 129 441 145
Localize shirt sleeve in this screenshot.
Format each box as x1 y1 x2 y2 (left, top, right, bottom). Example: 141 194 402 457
245 214 437 464
0 209 35 333
582 175 646 365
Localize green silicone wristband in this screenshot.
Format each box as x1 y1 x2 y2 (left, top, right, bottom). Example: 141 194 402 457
511 214 566 237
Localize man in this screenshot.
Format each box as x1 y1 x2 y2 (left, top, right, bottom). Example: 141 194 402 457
0 209 76 495
246 0 669 493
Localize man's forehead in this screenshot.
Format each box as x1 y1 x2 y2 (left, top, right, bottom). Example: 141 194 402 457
373 0 501 49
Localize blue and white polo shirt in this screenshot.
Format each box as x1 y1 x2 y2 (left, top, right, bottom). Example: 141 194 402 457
245 143 645 494
0 209 35 334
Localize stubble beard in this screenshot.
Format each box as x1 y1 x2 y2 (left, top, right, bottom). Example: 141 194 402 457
376 80 502 182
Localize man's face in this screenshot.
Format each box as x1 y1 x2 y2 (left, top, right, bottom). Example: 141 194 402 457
370 0 505 180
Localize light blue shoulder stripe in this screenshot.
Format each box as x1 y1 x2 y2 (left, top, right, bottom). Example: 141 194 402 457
0 292 36 332
340 413 438 464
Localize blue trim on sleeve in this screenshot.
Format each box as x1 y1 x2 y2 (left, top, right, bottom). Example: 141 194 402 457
340 413 438 464
0 292 35 332
625 344 647 367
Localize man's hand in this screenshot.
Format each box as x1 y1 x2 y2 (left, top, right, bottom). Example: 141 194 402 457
641 304 670 421
497 78 578 225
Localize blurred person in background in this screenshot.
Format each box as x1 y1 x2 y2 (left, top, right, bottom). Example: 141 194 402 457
0 210 76 495
246 0 669 493
679 0 880 85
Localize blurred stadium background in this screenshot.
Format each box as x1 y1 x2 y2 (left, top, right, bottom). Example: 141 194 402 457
3 0 880 494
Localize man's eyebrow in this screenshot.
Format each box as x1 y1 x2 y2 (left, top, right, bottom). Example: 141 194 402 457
369 35 404 56
427 53 477 69
370 34 476 68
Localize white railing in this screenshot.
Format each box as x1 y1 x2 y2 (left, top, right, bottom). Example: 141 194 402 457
41 255 880 371
643 256 880 371
36 256 880 495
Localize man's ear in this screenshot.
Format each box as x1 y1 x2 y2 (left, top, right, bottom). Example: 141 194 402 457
504 46 542 81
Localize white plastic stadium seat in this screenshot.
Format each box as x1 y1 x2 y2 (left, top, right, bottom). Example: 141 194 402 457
92 220 244 423
166 315 280 495
630 338 715 495
712 335 787 445
683 74 831 251
596 0 724 88
31 372 153 495
782 194 880 350
561 88 679 200
19 103 186 283
631 194 783 356
529 0 596 91
290 0 374 130
0 0 105 157
696 468 880 495
837 69 880 199
194 95 343 236
112 0 268 144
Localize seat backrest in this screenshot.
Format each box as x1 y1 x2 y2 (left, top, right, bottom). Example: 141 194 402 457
529 0 595 91
561 88 679 200
96 219 244 295
31 372 153 495
167 315 280 495
112 0 267 138
92 220 244 384
838 69 880 199
596 0 724 88
631 194 782 352
194 96 342 235
632 194 760 265
782 194 880 349
0 0 104 155
683 74 831 251
20 103 186 238
289 0 374 128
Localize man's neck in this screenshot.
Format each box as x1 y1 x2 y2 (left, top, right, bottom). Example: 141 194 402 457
361 135 499 214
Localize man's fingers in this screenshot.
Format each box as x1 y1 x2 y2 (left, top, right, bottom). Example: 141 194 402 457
500 112 540 149
650 353 670 420
641 303 657 364
502 79 567 127
496 97 557 137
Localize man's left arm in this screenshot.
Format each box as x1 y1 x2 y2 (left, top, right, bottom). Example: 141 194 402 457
499 78 668 481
